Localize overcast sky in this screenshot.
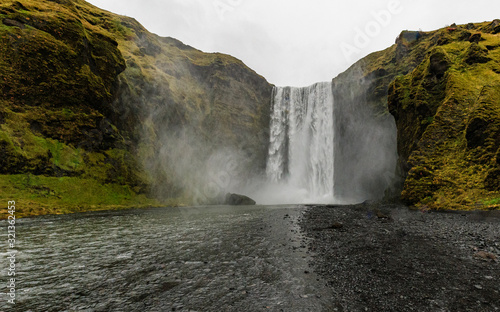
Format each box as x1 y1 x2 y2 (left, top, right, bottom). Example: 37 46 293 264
86 0 500 87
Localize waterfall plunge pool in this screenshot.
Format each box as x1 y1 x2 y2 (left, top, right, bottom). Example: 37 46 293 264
0 205 335 311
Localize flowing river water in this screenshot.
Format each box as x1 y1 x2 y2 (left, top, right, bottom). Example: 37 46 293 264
0 205 335 311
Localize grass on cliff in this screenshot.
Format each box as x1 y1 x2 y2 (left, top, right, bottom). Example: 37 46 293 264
392 23 500 210
1 0 264 219
0 174 186 219
0 0 186 218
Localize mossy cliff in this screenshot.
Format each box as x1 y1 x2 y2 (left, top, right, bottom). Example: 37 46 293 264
0 0 272 218
331 21 500 210
388 22 500 210
1 0 498 216
330 29 440 202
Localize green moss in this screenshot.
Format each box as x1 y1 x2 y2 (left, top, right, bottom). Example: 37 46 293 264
388 22 500 210
0 0 265 217
0 174 174 219
483 197 500 206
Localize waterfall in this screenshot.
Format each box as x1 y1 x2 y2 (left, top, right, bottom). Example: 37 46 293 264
266 82 334 203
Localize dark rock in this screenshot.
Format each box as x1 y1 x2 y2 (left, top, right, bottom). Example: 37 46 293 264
374 208 391 220
429 50 450 78
12 1 29 11
466 23 476 30
330 222 344 230
458 30 472 41
484 169 500 191
3 18 25 29
490 19 500 34
465 43 491 65
224 193 256 206
469 33 482 43
466 117 489 149
486 44 499 51
396 30 422 45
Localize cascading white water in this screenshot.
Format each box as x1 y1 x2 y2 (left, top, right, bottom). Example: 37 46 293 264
266 82 334 203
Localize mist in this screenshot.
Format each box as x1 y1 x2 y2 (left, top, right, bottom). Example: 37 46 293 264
134 66 400 206
332 63 400 203
111 20 400 207
247 72 399 206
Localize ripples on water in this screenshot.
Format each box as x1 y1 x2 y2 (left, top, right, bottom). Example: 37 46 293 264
0 205 333 311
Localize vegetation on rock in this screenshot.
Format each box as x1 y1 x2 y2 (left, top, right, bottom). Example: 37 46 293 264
0 0 272 218
331 21 500 210
388 22 500 210
1 0 498 216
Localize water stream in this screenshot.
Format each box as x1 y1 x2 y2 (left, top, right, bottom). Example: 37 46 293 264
0 206 333 311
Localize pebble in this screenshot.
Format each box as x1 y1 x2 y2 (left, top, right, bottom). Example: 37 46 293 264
302 204 500 311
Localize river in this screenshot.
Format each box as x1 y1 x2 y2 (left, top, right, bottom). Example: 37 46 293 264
0 205 334 311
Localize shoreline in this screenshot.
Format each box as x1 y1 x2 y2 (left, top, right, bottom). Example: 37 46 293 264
300 203 500 311
3 199 499 220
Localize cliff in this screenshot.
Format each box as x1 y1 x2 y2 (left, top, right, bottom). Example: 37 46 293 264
331 21 500 210
330 30 431 202
388 22 500 210
0 0 272 217
1 0 498 216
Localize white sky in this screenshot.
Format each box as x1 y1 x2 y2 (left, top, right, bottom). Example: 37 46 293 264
86 0 500 87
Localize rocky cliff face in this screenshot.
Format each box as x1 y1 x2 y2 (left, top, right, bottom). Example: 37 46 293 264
1 0 498 216
388 21 500 210
330 21 500 210
0 0 272 216
330 31 431 201
112 16 272 204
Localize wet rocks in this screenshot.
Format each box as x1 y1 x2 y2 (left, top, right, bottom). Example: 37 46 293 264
301 204 500 311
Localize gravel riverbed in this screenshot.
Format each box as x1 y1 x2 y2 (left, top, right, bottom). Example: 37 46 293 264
300 203 500 312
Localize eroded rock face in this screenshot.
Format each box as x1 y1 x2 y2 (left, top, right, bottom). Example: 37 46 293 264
465 43 491 64
388 23 500 209
0 0 272 208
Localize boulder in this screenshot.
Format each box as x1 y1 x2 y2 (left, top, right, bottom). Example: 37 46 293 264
468 33 482 43
224 193 256 206
465 43 491 65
